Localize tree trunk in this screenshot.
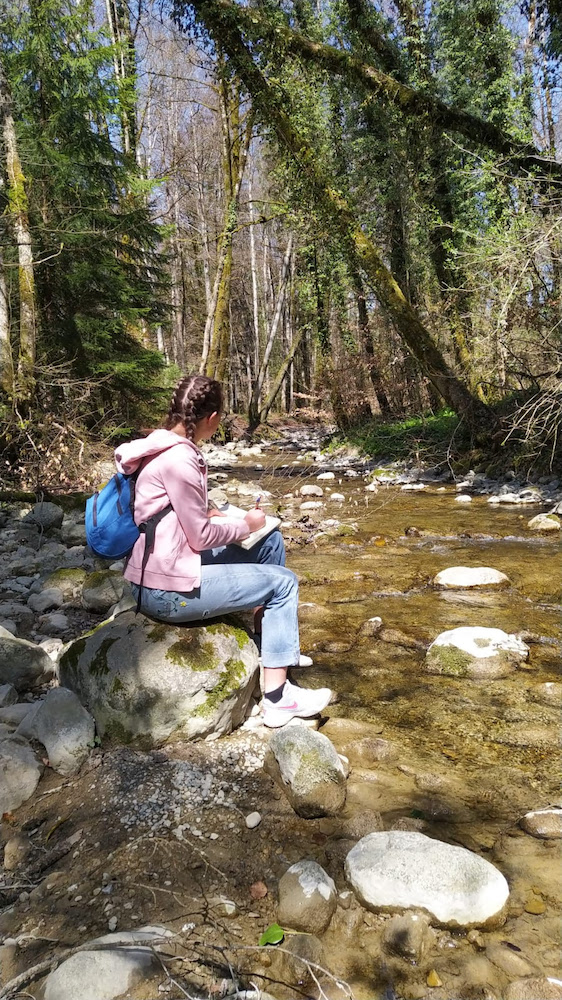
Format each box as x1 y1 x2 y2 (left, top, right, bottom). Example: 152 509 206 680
189 0 496 435
104 0 137 158
0 248 14 395
248 235 293 426
0 57 37 408
353 272 392 418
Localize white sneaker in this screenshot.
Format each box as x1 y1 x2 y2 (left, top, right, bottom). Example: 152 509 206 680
262 680 332 728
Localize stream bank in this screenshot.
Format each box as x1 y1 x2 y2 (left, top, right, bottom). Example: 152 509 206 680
0 427 560 1000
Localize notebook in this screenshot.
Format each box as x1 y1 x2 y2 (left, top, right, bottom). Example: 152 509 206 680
215 502 281 551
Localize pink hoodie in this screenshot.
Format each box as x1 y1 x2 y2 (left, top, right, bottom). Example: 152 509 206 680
114 429 249 592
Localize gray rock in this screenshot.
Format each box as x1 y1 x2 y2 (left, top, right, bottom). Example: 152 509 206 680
38 613 70 634
0 738 41 812
42 945 159 1000
504 978 562 1000
81 571 126 612
519 807 562 840
345 831 509 928
528 513 561 532
300 500 324 510
434 567 509 588
0 626 53 690
59 612 258 746
0 684 18 708
0 702 36 726
60 521 88 545
425 627 529 679
0 601 33 618
0 620 17 635
264 726 347 818
17 687 95 775
277 860 337 934
23 501 64 529
27 588 65 613
382 912 434 961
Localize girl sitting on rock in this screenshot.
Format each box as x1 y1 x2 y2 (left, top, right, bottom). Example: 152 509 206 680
114 373 332 728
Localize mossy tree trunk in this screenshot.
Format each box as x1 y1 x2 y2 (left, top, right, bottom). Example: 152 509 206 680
0 56 37 410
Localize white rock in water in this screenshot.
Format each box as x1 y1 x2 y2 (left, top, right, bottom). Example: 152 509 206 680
519 807 562 840
528 513 561 532
317 472 335 480
425 626 529 679
433 566 509 588
245 811 262 829
456 495 472 503
329 493 345 501
365 483 378 493
300 485 323 497
300 501 323 510
401 483 426 491
345 831 509 927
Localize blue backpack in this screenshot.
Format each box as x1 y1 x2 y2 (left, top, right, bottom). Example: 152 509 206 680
85 472 172 610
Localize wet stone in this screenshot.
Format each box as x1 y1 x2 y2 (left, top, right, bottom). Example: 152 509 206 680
504 977 562 1000
519 807 562 840
382 912 434 962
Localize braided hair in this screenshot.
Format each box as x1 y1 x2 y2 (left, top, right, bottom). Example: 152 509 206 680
164 374 223 441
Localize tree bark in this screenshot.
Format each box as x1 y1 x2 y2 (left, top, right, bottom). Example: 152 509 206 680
0 57 37 408
248 235 293 426
186 0 497 434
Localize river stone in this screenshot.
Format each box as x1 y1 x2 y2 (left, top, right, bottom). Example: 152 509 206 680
277 860 337 934
267 933 326 997
382 912 434 962
264 726 347 818
527 513 561 531
425 627 529 679
504 978 562 1000
27 588 65 613
317 472 335 480
519 807 562 839
43 567 88 600
81 571 126 612
42 946 158 1000
59 611 259 746
0 627 53 690
0 684 17 708
300 485 324 497
0 738 41 812
17 687 95 775
0 702 35 726
433 567 509 588
456 494 473 503
23 501 64 530
300 500 323 510
60 521 88 546
344 831 509 928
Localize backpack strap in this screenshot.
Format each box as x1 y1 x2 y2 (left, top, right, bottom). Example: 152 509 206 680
135 504 173 614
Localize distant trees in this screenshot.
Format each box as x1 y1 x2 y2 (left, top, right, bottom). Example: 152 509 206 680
1 0 560 480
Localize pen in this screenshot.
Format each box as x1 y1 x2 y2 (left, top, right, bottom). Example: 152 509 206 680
255 495 261 509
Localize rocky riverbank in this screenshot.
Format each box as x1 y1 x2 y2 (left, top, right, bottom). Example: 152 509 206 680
0 429 560 1000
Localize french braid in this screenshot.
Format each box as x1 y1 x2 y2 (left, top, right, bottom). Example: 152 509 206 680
164 375 223 441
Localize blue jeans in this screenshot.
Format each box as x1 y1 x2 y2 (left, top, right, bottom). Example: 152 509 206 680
132 530 300 669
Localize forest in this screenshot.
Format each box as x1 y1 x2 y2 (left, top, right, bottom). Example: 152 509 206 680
0 0 560 487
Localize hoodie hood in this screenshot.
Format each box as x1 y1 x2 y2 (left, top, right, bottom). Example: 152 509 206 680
114 428 196 475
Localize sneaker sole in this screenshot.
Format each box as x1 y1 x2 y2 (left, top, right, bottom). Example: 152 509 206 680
262 691 332 728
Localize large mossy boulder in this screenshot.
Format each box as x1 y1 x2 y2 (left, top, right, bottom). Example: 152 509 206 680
59 612 259 747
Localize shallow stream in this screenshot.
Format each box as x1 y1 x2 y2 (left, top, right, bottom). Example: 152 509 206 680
222 444 561 999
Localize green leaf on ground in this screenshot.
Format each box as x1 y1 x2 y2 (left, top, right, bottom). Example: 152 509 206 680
259 923 284 946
